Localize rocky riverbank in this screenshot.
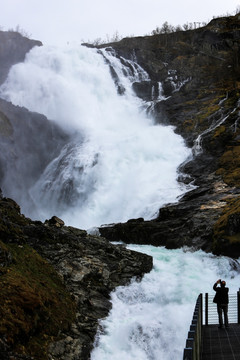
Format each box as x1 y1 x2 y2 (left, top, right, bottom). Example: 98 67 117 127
0 194 152 359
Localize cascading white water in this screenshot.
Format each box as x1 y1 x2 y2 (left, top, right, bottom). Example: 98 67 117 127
0 44 192 229
91 245 240 360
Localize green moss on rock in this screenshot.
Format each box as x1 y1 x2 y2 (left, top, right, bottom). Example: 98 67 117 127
0 111 13 136
0 240 76 359
212 125 226 138
216 146 240 187
212 197 240 255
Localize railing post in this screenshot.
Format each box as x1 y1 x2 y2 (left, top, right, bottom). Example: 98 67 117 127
198 293 203 358
199 293 203 332
183 294 203 360
205 293 208 326
238 290 240 324
183 347 193 360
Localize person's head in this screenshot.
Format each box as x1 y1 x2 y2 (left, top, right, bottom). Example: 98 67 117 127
221 280 226 287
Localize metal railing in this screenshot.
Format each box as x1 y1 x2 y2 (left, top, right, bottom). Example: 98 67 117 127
183 294 203 360
183 291 240 360
204 292 239 325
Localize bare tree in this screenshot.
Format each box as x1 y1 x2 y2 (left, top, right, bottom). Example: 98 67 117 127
8 25 31 38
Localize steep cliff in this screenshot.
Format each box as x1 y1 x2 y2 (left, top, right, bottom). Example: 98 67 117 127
0 30 42 85
98 14 240 257
0 31 70 218
0 98 69 216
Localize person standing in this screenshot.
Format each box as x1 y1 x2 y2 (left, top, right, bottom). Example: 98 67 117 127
213 279 229 328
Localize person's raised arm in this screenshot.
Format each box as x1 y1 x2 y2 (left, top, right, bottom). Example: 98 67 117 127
213 279 221 291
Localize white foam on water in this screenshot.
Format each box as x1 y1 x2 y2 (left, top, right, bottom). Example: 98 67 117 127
91 245 240 360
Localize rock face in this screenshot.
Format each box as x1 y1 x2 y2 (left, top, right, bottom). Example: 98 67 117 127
0 196 152 359
98 14 240 257
0 98 69 216
0 31 70 217
0 30 42 85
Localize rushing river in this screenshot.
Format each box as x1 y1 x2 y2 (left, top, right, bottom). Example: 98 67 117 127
91 245 240 360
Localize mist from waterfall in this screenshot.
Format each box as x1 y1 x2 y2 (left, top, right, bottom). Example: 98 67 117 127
0 44 192 229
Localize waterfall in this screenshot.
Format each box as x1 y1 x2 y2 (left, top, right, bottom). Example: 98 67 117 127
0 44 192 229
192 95 236 156
193 113 230 156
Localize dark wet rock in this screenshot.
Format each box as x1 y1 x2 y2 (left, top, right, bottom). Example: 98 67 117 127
45 215 65 228
99 176 240 257
132 80 155 100
0 98 69 217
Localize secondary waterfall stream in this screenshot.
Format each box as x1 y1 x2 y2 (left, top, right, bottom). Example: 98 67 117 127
0 44 239 359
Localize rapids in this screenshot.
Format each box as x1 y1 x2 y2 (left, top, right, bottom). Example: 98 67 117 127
91 245 240 360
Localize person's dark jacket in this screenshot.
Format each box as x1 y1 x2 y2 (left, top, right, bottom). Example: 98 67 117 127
213 282 229 305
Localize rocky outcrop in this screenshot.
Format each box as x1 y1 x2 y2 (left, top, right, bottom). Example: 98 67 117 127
0 31 70 217
97 14 240 257
100 178 240 256
0 98 69 217
0 30 42 85
0 196 152 359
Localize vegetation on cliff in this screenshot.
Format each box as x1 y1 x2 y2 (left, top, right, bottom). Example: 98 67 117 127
213 197 240 255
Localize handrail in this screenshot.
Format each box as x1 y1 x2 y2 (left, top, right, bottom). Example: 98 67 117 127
204 292 239 325
183 293 202 360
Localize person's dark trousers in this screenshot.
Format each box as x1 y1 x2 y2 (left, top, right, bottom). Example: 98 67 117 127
217 304 229 327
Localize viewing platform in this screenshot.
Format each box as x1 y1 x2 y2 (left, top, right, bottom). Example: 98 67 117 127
183 292 240 360
201 323 240 359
